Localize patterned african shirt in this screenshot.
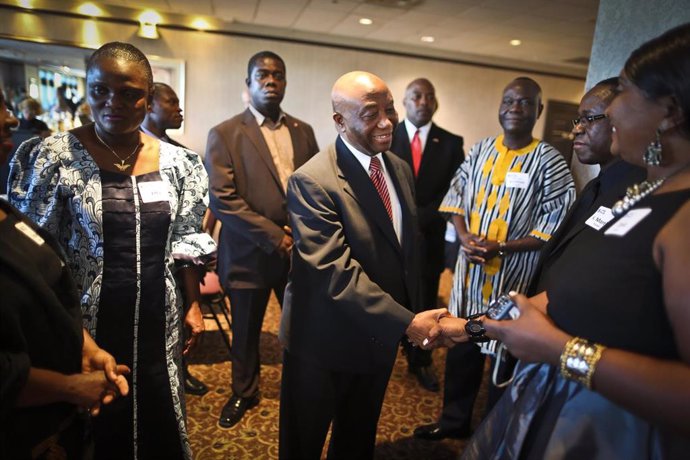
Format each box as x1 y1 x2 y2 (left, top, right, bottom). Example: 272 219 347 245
440 135 575 352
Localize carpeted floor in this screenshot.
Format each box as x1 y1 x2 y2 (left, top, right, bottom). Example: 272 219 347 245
185 269 489 459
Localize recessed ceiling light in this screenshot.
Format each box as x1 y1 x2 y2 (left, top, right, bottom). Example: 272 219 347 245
359 18 373 25
77 2 104 17
510 39 522 46
421 36 435 43
191 18 211 30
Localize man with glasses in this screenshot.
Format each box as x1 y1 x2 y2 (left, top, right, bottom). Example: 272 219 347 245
529 77 645 294
414 77 575 441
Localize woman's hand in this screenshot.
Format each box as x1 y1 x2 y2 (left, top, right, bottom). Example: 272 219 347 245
483 293 571 365
183 301 204 355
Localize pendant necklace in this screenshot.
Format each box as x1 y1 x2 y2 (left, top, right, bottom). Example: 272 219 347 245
94 127 142 172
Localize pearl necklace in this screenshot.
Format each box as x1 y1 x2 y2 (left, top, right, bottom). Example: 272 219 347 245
611 178 665 217
94 127 142 172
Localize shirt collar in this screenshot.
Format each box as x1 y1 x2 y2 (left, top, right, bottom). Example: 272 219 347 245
249 104 286 128
403 118 432 140
141 125 160 140
339 135 385 172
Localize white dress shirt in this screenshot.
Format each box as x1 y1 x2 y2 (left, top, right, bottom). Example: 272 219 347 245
403 118 432 154
340 136 403 243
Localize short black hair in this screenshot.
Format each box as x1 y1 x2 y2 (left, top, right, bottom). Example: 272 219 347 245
247 51 285 78
624 22 690 137
152 82 174 100
86 42 153 90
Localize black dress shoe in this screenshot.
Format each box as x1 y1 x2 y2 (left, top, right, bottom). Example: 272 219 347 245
218 394 259 428
184 369 209 396
410 365 440 392
413 423 471 440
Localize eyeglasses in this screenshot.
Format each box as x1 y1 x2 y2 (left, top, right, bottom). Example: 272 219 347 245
572 113 607 128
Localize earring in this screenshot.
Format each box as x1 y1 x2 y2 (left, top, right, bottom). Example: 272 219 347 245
644 129 662 166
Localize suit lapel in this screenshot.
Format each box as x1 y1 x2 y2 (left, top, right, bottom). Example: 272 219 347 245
418 123 441 178
393 126 413 166
286 115 308 168
334 138 401 253
383 151 415 246
241 109 283 191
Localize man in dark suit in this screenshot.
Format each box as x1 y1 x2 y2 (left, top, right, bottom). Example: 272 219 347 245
391 78 464 392
205 51 319 428
141 82 186 148
142 81 211 396
278 71 447 460
530 77 645 293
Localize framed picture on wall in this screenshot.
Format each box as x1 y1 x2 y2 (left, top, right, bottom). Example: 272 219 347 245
149 56 186 136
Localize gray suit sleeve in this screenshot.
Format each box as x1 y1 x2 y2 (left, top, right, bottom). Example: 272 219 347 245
287 171 414 347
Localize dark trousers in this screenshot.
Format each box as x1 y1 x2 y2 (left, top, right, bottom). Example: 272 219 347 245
279 350 393 460
227 275 286 398
438 342 505 432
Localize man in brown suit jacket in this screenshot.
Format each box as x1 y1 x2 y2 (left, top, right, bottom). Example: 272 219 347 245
205 51 319 428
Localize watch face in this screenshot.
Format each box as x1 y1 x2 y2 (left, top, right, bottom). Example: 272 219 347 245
465 319 485 336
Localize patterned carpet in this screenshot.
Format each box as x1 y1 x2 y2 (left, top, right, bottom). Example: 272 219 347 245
185 270 489 459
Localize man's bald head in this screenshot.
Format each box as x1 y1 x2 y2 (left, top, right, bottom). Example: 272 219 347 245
403 78 437 127
332 71 398 156
499 77 544 138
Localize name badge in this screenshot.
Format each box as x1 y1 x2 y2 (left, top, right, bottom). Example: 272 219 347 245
585 206 614 230
15 221 45 246
138 181 169 203
505 172 529 189
604 208 652 237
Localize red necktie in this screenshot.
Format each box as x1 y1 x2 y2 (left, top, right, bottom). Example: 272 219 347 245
411 130 422 176
369 156 393 221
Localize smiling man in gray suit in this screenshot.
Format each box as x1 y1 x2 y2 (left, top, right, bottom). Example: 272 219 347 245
278 71 447 460
205 51 319 428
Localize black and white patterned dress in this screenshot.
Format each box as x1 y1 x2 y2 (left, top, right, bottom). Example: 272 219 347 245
10 132 216 459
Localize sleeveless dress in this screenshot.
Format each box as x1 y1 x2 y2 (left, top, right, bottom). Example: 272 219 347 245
461 189 690 460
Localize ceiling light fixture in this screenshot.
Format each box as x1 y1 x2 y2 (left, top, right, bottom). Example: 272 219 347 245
138 10 162 39
421 36 435 43
359 18 373 25
18 0 33 8
191 18 211 30
77 2 104 17
510 39 522 46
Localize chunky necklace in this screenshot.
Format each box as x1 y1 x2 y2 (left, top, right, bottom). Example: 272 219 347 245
94 127 142 172
611 178 665 217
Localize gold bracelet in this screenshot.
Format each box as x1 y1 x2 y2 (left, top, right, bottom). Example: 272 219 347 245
559 337 606 389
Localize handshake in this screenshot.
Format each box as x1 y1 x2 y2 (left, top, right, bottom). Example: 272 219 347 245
404 308 470 349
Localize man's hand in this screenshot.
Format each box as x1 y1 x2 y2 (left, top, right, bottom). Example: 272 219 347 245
459 232 489 264
276 227 294 258
473 239 502 262
423 316 470 349
184 301 205 355
406 308 449 346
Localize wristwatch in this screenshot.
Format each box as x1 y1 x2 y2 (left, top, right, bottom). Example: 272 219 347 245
465 318 489 342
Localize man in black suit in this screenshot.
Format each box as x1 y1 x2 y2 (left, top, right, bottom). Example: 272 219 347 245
391 78 464 392
141 82 186 148
205 51 319 428
530 77 645 293
142 81 209 397
278 71 446 460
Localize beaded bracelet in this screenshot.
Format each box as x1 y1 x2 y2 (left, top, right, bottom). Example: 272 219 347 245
559 337 606 389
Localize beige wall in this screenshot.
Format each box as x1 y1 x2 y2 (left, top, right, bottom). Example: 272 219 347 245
3 9 585 157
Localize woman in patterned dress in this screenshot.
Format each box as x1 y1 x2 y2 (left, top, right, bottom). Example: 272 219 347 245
10 42 215 460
